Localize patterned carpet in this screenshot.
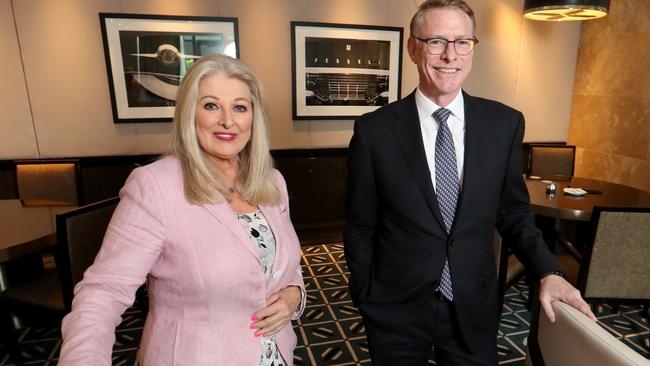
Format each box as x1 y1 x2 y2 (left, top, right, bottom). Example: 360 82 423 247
1 242 648 365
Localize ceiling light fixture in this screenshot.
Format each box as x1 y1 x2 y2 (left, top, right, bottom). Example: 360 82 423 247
523 0 609 21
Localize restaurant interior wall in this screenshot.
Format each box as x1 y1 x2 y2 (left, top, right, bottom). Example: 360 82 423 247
1 0 581 159
568 0 650 192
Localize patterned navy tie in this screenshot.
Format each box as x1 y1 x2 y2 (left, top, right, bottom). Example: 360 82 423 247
433 107 458 301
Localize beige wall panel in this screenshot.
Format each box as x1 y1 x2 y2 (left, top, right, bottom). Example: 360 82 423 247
12 0 138 157
307 120 355 148
134 123 174 154
117 0 219 16
573 30 643 97
637 42 650 101
569 95 650 160
3 0 586 158
462 0 521 107
219 0 311 149
591 0 650 35
0 0 39 158
569 0 650 191
386 1 419 98
575 0 650 98
304 0 386 24
516 20 580 142
575 148 650 193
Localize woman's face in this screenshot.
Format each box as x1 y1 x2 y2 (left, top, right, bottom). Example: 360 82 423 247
195 72 253 165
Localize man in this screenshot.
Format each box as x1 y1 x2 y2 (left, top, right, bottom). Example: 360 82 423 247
344 1 596 365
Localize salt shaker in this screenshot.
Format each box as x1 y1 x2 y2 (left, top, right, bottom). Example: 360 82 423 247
545 181 557 194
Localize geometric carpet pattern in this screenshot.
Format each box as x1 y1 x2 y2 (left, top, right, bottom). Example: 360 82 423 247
0 242 648 365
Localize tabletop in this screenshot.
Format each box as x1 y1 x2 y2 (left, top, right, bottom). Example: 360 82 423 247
526 177 650 221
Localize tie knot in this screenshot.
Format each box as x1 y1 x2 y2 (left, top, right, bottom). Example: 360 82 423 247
433 108 452 124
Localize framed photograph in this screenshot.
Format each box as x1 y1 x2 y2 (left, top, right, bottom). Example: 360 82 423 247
99 13 239 123
291 21 403 120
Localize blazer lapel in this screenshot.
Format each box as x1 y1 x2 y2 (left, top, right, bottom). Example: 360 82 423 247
454 91 481 229
203 202 260 262
391 92 446 231
258 203 284 267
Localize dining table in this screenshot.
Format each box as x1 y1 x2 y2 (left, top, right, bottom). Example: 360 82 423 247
525 176 650 255
525 176 650 221
0 199 75 290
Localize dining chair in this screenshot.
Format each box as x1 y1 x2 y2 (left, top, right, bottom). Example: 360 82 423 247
576 207 650 309
0 197 119 365
527 144 576 179
525 301 650 366
552 207 650 307
527 144 577 273
529 206 650 365
493 231 527 315
15 159 81 206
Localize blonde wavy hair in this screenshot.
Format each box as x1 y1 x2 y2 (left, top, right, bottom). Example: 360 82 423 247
170 54 280 206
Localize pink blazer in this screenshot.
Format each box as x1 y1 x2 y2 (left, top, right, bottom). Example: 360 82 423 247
59 156 306 366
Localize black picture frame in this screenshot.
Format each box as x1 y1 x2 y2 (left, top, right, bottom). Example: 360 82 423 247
99 13 239 123
291 21 403 120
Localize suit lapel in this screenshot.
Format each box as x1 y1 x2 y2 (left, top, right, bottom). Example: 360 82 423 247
203 202 261 262
258 203 283 268
454 91 480 229
391 92 446 231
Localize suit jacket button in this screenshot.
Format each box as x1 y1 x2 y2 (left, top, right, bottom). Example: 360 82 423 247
447 239 454 247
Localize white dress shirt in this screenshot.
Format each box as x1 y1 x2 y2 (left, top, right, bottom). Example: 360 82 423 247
415 88 466 192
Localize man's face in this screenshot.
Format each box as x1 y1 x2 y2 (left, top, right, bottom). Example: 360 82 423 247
407 8 474 106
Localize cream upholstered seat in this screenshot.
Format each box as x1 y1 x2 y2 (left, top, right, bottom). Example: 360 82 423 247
528 207 650 366
16 160 80 206
526 301 650 366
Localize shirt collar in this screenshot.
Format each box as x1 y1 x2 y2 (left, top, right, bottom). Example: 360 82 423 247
415 88 465 123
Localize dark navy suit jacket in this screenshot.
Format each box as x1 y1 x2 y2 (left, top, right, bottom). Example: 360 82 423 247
344 90 560 356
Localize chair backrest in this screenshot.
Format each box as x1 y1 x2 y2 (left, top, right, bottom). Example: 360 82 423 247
534 301 650 366
55 197 119 312
16 160 81 206
579 206 650 301
528 144 575 179
492 230 503 273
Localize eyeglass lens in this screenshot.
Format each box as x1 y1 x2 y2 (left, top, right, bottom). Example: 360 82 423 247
426 38 476 55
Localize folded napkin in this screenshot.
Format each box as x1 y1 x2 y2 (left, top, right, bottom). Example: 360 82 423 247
563 187 588 197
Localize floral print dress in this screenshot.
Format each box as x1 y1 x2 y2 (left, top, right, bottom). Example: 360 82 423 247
237 210 286 366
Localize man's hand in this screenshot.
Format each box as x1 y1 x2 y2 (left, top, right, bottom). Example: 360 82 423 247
250 286 301 337
539 274 597 323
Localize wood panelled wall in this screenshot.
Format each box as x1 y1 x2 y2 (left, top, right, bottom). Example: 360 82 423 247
0 144 548 244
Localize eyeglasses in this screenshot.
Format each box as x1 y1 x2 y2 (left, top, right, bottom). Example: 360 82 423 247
413 36 478 56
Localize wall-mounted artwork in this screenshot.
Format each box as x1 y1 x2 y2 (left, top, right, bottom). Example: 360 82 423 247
291 22 403 120
99 13 239 123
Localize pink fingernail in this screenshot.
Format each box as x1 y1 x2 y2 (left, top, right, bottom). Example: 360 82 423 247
249 324 257 329
251 315 257 321
254 331 261 337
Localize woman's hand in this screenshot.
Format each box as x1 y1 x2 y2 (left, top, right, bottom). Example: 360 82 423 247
250 286 301 337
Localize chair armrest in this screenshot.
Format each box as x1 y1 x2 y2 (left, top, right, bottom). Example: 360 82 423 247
538 301 650 366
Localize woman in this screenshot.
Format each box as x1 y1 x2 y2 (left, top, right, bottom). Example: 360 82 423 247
59 54 305 365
